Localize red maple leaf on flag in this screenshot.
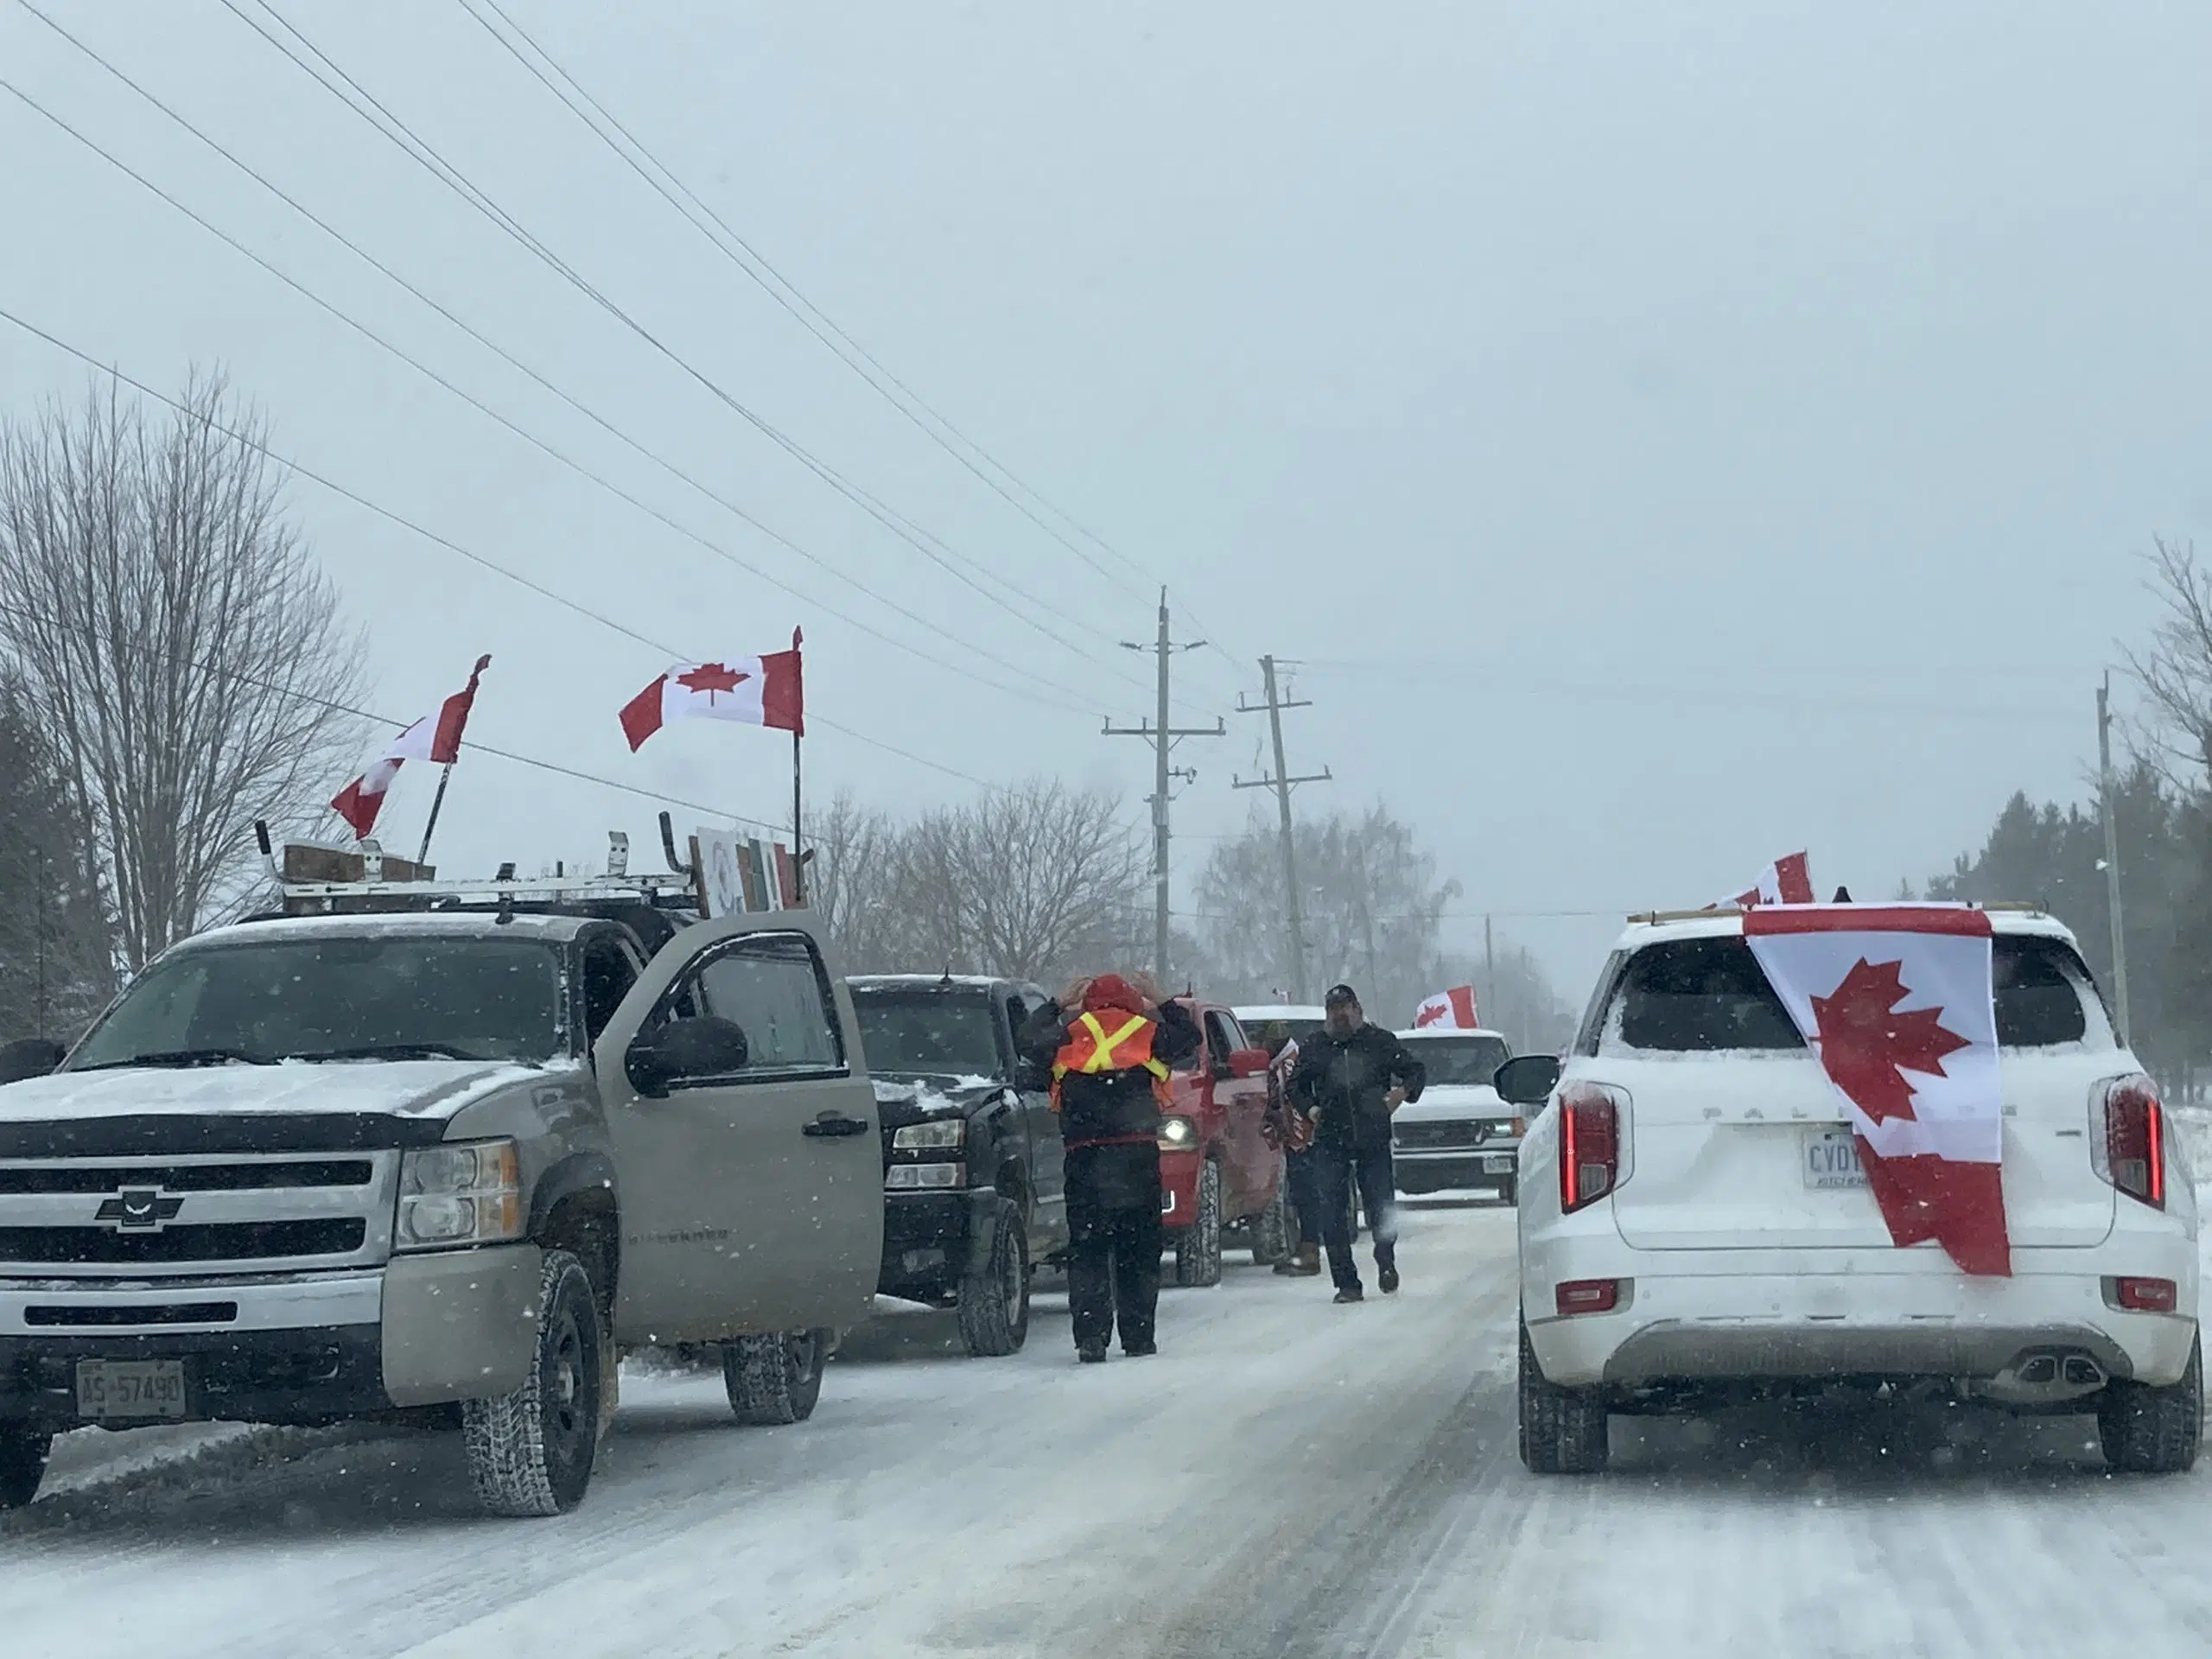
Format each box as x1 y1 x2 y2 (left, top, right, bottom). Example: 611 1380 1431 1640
1809 957 1971 1125
677 662 749 701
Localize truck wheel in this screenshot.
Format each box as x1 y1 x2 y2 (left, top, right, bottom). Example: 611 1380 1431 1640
1174 1160 1224 1288
462 1248 602 1517
1519 1318 1608 1474
2098 1336 2202 1474
725 1329 829 1426
1253 1179 1294 1265
0 1425 52 1509
957 1202 1031 1357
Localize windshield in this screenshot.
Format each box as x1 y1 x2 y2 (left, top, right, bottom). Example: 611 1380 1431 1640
67 935 566 1069
1402 1033 1511 1087
1243 1016 1325 1057
851 989 1001 1077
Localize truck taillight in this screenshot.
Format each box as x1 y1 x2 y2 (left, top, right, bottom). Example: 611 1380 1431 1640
2098 1074 2165 1211
1559 1084 1621 1213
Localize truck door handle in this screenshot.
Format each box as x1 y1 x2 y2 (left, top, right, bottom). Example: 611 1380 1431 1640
803 1112 872 1138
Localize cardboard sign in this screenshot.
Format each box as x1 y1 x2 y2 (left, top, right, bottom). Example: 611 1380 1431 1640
693 827 798 917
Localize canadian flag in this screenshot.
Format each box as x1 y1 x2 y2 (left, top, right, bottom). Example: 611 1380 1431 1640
1745 904 2008 1276
330 655 491 840
1414 986 1479 1030
620 633 804 752
1717 850 1815 910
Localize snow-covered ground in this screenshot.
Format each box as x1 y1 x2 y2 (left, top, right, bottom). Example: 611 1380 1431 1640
3 1194 2209 1658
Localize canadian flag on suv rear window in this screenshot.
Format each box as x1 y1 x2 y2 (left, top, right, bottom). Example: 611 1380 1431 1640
1744 905 2009 1276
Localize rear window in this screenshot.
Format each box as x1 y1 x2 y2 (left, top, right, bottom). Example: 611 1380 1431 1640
1593 932 2110 1056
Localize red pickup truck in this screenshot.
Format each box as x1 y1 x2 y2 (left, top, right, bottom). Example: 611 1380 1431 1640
1157 998 1293 1286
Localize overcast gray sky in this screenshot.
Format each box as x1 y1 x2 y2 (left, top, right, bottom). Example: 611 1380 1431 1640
3 1 2204 990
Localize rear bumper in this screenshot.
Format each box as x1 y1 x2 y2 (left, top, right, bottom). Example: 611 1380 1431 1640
1395 1147 1517 1192
1525 1236 2202 1391
878 1188 1001 1300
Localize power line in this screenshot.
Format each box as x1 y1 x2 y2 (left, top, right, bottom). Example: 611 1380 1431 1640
454 0 1250 688
0 302 1003 794
0 597 787 839
219 0 1163 697
0 36 1102 718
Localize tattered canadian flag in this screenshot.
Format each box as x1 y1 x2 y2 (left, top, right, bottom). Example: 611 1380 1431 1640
1717 849 1815 910
620 632 804 752
330 655 491 840
1414 986 1479 1030
1745 904 2009 1276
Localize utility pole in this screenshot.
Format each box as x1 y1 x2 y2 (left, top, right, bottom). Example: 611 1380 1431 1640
1105 590 1223 984
1234 656 1330 1002
2098 674 2133 1046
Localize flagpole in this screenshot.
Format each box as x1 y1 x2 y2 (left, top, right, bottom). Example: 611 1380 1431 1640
416 762 455 869
789 625 804 906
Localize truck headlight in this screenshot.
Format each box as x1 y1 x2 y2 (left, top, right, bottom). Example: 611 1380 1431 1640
892 1120 964 1152
397 1138 522 1249
885 1162 965 1190
1157 1115 1197 1151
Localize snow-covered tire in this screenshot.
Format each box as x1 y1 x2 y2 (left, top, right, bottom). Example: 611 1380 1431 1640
0 1424 52 1509
957 1202 1030 1358
1519 1319 1608 1474
724 1329 828 1426
1173 1159 1224 1288
462 1249 602 1517
1254 1179 1294 1265
2099 1336 2202 1474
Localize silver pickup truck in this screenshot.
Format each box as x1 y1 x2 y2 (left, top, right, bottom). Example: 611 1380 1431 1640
0 869 884 1516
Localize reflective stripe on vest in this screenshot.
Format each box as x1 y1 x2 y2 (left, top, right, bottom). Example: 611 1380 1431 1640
1052 1011 1171 1082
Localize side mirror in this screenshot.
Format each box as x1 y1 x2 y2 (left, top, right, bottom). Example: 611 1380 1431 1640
0 1038 66 1086
1493 1054 1561 1108
626 1015 750 1099
1226 1046 1271 1080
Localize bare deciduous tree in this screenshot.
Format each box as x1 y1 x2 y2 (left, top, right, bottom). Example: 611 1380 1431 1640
0 671 113 1039
0 373 368 968
2126 537 2212 780
813 780 1145 985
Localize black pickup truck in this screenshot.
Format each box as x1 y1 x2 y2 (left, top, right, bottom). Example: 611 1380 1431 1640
847 976 1067 1357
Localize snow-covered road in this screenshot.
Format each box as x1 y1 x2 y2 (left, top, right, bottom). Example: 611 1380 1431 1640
3 1201 2209 1658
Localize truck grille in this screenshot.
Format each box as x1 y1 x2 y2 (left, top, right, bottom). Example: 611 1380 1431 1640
0 1152 397 1274
1395 1120 1485 1152
0 1220 366 1264
0 1160 373 1194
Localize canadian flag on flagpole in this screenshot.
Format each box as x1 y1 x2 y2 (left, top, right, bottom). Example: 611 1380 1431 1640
330 656 491 840
1413 986 1479 1030
1745 904 2009 1276
620 639 804 751
1716 850 1815 910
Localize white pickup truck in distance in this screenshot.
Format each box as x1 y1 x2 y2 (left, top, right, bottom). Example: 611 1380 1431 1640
1501 907 2199 1476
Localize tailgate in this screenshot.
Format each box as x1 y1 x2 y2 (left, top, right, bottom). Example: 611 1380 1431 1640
1605 1052 2114 1251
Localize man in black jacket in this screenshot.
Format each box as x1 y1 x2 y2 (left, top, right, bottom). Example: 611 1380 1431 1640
1287 983 1426 1302
1020 974 1202 1363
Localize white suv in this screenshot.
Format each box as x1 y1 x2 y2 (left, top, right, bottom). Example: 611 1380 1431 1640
1501 908 2200 1475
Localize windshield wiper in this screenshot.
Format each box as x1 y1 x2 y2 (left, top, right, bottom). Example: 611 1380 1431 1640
77 1046 275 1071
288 1042 501 1064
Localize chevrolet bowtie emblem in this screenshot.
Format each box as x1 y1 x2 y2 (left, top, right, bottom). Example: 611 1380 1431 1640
95 1188 185 1232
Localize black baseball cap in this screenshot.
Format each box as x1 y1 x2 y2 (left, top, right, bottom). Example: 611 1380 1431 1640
1323 983 1360 1007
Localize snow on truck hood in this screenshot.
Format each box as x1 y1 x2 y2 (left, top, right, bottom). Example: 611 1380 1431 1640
870 1075 1002 1118
0 1058 558 1124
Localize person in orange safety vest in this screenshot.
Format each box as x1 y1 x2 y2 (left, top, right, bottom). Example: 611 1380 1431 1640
1020 973 1199 1363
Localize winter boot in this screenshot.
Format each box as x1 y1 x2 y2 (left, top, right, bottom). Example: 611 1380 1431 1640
1123 1339 1158 1357
1377 1248 1400 1296
1333 1286 1364 1305
1077 1340 1109 1364
1291 1243 1322 1277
